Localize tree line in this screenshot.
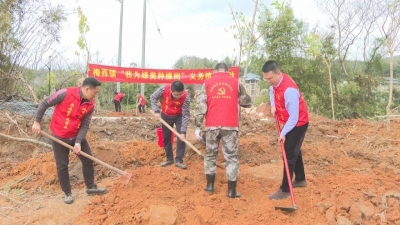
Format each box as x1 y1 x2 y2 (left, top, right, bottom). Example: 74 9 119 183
0 0 399 128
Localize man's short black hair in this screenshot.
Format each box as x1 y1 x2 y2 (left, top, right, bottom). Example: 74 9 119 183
171 80 184 92
82 77 101 88
262 60 281 74
214 62 229 72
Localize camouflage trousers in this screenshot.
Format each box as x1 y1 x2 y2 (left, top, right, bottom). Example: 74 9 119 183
204 129 239 181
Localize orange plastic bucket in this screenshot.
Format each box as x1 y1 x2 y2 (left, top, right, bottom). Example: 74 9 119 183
156 127 174 147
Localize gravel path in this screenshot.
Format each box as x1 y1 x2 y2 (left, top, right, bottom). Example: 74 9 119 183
0 100 53 117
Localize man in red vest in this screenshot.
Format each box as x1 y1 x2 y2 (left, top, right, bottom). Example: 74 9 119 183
113 92 125 112
32 77 107 204
262 60 309 200
194 63 252 198
137 92 147 113
150 80 190 169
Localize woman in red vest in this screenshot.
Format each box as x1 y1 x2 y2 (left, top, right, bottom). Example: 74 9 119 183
32 78 107 204
150 80 190 169
194 63 252 198
262 60 309 200
136 92 147 113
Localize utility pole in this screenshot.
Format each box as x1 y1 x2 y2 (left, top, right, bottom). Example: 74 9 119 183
117 0 124 92
140 0 146 95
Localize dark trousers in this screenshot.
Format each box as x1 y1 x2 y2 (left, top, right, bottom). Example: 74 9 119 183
280 123 308 192
114 100 121 112
161 113 186 163
138 105 145 113
51 137 94 195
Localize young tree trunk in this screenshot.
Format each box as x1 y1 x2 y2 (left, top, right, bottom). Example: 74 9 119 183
324 60 335 120
339 59 349 79
386 50 394 131
243 0 259 77
95 97 101 114
19 74 39 103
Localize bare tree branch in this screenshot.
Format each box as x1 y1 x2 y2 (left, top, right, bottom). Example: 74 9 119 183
0 132 51 149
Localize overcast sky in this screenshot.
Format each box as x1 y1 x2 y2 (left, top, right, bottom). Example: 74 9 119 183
52 0 329 69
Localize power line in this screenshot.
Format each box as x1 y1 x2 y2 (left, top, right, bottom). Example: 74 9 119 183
147 0 162 38
147 0 174 66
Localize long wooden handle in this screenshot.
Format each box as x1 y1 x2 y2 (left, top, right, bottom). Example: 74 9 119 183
151 111 204 157
41 131 128 176
275 116 297 207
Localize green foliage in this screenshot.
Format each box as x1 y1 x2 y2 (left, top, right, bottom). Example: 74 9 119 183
258 2 306 65
76 6 89 53
253 92 269 107
95 82 161 111
0 0 67 98
382 55 400 77
173 55 218 70
247 54 267 75
173 55 220 99
334 77 386 119
143 84 161 107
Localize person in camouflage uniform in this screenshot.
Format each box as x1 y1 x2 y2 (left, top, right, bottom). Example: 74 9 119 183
194 62 252 198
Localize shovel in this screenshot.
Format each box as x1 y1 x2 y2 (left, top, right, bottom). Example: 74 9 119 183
274 116 298 212
41 131 132 184
150 111 204 157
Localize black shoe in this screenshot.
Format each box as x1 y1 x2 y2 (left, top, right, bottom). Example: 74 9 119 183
292 180 307 188
86 185 107 195
204 174 215 194
227 180 241 198
175 162 187 169
64 193 74 204
160 161 174 167
269 189 290 200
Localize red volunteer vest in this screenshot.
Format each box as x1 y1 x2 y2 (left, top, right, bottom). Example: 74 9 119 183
50 87 94 138
161 85 187 116
114 93 124 101
205 72 239 127
138 95 146 106
273 74 308 126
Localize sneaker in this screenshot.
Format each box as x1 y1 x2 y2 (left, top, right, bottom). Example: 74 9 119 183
269 189 290 200
86 185 107 195
292 180 307 188
160 161 174 167
175 162 187 169
64 193 73 204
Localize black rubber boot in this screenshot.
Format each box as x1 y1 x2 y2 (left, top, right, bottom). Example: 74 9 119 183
227 180 241 198
204 174 215 194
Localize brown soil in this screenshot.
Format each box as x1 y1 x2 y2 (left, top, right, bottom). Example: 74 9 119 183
1 104 400 225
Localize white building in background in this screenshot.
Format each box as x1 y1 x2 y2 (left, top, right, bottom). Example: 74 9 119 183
381 77 399 86
243 73 261 98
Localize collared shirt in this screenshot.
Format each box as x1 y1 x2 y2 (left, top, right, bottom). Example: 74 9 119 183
194 82 252 131
270 76 300 136
150 85 190 133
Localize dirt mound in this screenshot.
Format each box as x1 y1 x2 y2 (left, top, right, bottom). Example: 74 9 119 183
1 108 400 224
256 102 271 116
89 116 160 142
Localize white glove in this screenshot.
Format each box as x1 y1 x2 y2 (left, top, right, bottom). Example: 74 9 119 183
195 129 202 141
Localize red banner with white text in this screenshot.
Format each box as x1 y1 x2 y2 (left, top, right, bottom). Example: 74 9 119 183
87 63 240 84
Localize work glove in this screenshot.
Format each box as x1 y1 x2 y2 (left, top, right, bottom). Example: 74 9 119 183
195 129 202 141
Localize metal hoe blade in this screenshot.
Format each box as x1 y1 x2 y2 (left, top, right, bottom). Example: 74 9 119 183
275 205 298 212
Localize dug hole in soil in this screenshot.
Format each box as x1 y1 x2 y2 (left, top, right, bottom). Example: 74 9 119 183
0 102 400 225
